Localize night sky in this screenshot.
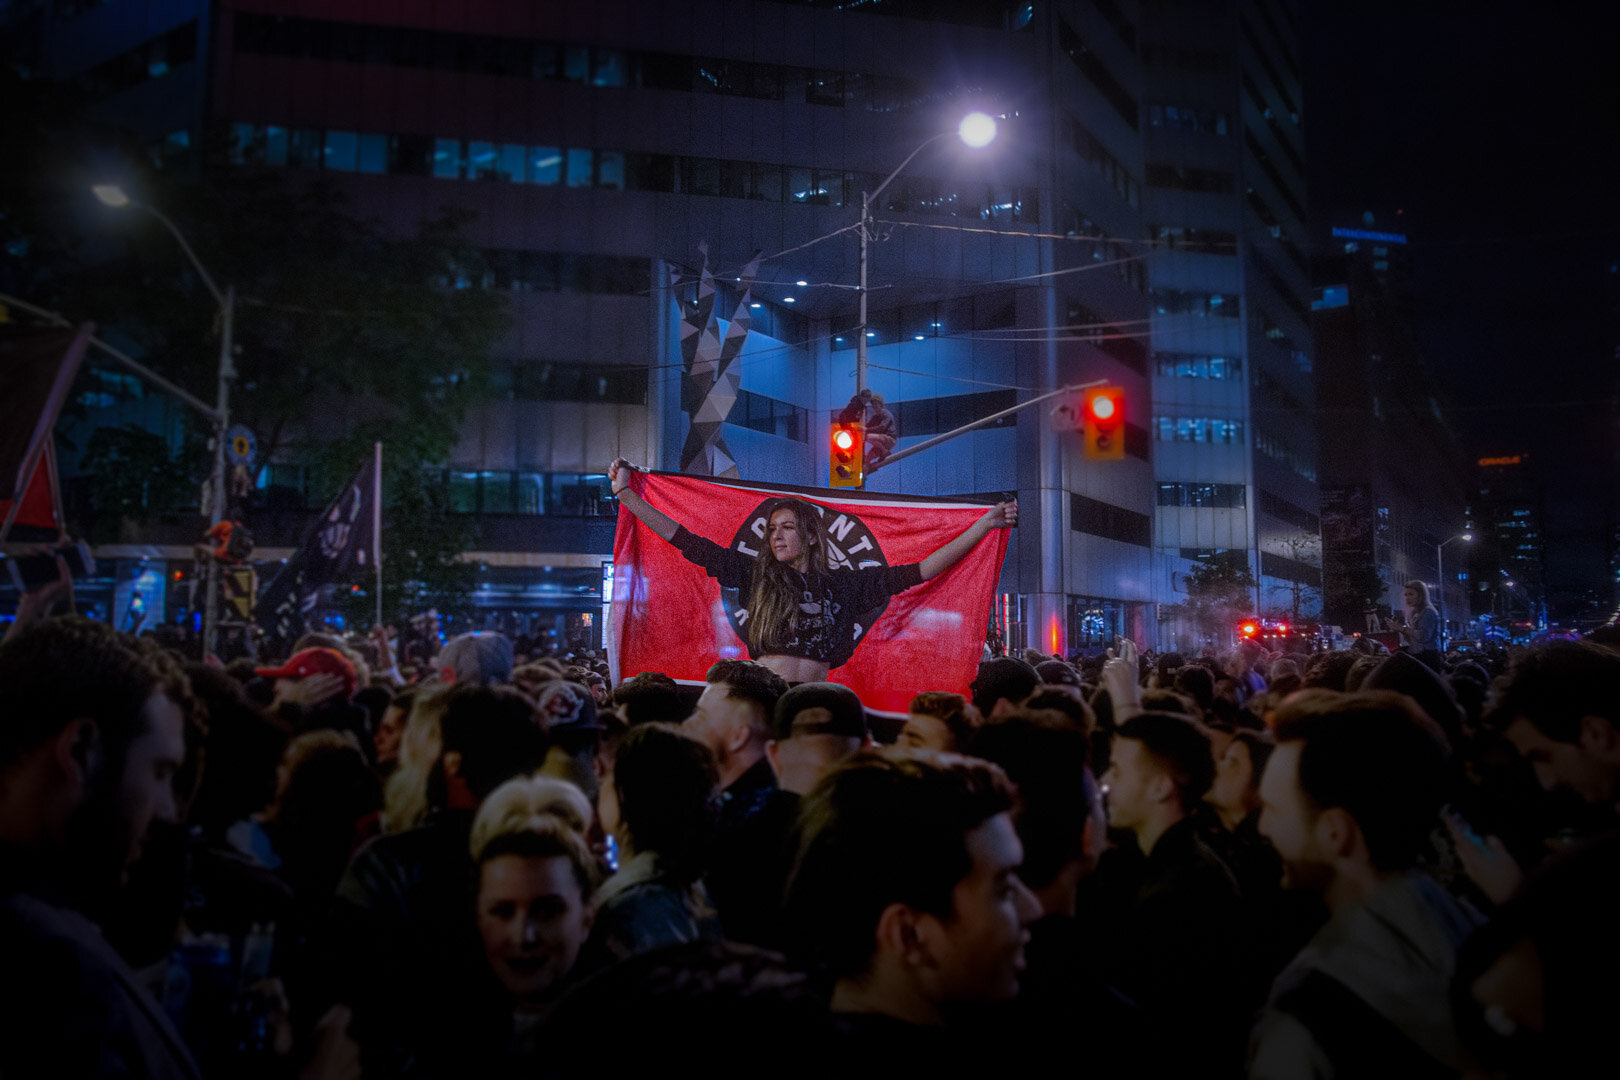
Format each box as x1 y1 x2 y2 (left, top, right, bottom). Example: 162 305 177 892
1303 1 1620 617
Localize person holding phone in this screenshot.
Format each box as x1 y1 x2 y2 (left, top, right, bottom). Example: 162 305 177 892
608 459 1016 684
1385 580 1442 666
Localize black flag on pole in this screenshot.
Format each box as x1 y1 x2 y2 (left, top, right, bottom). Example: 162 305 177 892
256 456 377 650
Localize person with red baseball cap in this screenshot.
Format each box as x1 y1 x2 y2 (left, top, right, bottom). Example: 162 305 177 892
256 648 362 739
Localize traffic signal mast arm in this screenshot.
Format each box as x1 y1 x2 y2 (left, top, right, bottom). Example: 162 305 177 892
864 380 1108 476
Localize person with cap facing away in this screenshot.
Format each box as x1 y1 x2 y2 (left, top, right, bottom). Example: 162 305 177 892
256 646 366 740
437 631 515 686
707 682 872 949
768 682 872 797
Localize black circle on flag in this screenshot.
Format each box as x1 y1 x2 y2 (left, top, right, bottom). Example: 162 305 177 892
721 499 889 657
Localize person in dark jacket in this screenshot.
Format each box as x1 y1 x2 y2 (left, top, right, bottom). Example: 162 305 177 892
330 684 549 1075
0 618 199 1080
1094 711 1249 1078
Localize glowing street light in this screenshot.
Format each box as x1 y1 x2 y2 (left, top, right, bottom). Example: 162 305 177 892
1436 531 1472 651
957 111 998 149
94 183 236 658
856 112 999 393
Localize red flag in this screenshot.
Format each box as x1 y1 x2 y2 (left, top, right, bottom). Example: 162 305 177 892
0 448 58 533
610 472 1008 712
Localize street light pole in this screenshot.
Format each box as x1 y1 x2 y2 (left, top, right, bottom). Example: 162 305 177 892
855 112 997 395
1436 531 1472 651
94 186 236 658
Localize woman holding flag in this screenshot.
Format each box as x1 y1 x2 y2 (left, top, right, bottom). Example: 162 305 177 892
608 459 1016 684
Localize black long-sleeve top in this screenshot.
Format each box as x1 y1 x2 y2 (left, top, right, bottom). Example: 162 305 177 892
669 525 922 667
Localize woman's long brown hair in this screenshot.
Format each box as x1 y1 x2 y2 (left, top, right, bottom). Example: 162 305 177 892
745 498 830 655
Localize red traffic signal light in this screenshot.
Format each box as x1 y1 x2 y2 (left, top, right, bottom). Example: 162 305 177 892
1083 386 1125 460
830 420 865 488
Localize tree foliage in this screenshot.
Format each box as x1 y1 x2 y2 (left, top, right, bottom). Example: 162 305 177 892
2 81 510 625
77 422 205 543
1180 550 1258 644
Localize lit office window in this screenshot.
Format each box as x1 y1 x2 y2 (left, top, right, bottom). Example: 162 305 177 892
566 149 593 187
324 130 358 171
597 150 624 190
357 133 387 173
432 138 463 179
530 147 561 185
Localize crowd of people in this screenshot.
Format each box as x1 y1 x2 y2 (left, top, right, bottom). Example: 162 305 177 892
2 599 1618 1078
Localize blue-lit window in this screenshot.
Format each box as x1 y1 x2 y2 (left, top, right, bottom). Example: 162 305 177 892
530 146 561 185
288 128 322 169
480 472 515 513
592 48 625 86
467 141 497 179
597 150 624 190
432 138 463 179
496 143 525 182
566 149 593 187
357 133 387 173
263 126 288 166
324 130 358 171
563 45 589 82
449 471 479 513
228 123 254 164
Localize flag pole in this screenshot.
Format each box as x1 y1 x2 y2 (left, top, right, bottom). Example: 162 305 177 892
373 441 383 629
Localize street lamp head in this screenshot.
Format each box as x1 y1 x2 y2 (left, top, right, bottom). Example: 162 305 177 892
958 111 998 149
1462 532 1473 541
92 184 131 208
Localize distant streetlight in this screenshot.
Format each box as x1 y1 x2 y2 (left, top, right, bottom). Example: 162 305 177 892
1436 531 1472 650
856 112 998 393
95 184 237 659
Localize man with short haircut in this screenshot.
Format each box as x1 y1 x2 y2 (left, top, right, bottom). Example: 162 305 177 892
898 690 980 752
611 670 689 727
689 659 794 946
1095 711 1247 1075
1251 691 1479 1078
686 658 789 815
0 617 197 1079
784 750 1039 1057
436 630 514 685
1484 640 1620 809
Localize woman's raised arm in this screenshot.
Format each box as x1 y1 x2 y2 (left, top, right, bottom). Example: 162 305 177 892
609 458 681 541
918 501 1017 581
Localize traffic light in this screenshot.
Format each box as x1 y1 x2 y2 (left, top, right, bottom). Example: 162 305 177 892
1083 386 1126 460
829 420 865 487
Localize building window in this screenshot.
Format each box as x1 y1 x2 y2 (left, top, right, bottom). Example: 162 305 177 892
1145 162 1236 195
1071 493 1152 548
733 390 809 442
1151 289 1241 319
1149 225 1237 255
1147 104 1230 135
1154 353 1242 379
1154 416 1245 445
1158 482 1247 509
432 138 462 178
1057 17 1139 130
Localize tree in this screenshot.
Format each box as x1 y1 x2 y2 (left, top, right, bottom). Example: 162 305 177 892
76 422 206 544
1181 550 1258 646
1265 530 1323 624
2 89 510 627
